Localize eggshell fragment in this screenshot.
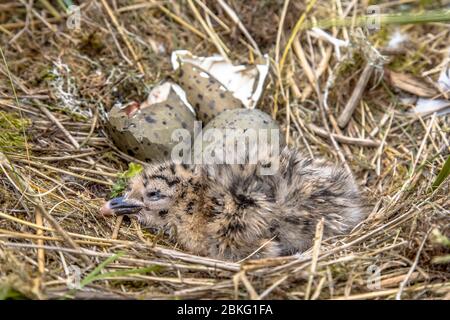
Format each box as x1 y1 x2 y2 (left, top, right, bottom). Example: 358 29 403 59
176 62 244 123
106 82 195 162
172 50 270 124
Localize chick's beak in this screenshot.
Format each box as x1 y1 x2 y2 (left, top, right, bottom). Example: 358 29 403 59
100 196 143 216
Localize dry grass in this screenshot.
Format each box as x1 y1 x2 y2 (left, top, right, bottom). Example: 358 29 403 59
0 0 449 300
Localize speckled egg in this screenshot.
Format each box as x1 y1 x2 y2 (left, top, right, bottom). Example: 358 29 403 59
176 62 244 124
106 86 195 162
198 108 284 165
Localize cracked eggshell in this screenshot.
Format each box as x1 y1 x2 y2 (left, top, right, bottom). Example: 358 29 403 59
106 82 195 162
172 50 269 123
175 61 244 123
199 108 284 162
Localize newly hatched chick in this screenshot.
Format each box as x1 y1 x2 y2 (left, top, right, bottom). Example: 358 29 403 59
101 148 366 261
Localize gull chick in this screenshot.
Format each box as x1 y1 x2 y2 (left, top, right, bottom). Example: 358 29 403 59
100 148 366 261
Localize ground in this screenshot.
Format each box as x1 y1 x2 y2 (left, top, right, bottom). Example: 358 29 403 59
0 0 449 299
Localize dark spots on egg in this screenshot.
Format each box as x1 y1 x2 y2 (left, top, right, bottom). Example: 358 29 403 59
165 104 173 110
208 100 215 109
220 93 225 98
198 94 203 100
261 162 272 169
162 120 167 125
181 122 187 129
145 115 156 123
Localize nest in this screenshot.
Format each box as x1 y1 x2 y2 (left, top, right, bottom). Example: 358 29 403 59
0 0 449 299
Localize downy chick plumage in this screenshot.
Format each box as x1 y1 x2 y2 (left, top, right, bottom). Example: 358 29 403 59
101 148 366 261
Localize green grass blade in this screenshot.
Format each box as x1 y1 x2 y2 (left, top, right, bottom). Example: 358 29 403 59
432 156 450 190
0 286 26 300
80 251 125 287
61 252 160 299
310 10 450 30
86 265 163 283
432 254 450 264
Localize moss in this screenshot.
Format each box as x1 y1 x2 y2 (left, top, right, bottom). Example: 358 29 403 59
387 45 428 76
369 25 390 45
79 32 107 57
0 285 27 300
111 73 149 103
336 51 365 78
0 111 30 150
37 66 58 83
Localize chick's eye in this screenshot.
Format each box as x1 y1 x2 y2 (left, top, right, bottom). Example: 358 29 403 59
146 191 166 201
